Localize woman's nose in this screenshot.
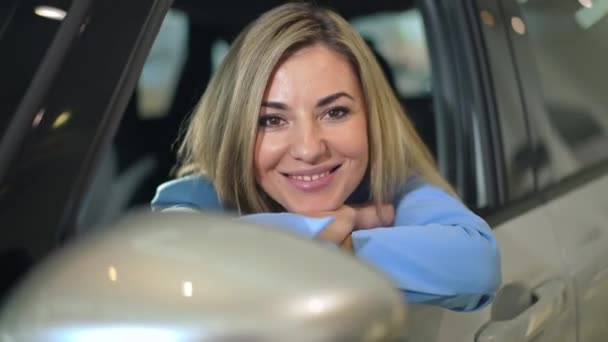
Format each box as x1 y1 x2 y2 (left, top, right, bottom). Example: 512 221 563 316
289 120 328 164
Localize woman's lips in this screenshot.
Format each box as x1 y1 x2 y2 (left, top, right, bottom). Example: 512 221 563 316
283 165 341 192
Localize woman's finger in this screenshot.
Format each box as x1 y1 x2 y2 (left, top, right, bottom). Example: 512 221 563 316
315 206 356 244
354 203 394 229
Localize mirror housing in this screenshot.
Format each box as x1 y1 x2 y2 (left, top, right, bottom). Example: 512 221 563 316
0 211 407 341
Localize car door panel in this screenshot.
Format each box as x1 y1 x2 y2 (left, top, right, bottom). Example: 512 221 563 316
498 0 608 340
430 208 576 342
542 173 608 341
405 206 576 341
476 279 568 342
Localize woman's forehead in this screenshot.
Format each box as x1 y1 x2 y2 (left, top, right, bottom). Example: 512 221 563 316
264 45 362 102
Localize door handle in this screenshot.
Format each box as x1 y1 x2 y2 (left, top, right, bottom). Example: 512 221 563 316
476 280 566 342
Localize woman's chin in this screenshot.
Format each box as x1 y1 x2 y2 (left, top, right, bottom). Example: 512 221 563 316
284 200 343 214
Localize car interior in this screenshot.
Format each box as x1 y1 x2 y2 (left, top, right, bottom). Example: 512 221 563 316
78 0 441 232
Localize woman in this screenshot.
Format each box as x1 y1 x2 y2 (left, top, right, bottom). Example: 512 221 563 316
152 3 501 311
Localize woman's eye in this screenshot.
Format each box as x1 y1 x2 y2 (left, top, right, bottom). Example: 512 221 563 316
325 107 350 120
258 115 285 128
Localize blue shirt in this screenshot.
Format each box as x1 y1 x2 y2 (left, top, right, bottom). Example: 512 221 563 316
151 175 501 311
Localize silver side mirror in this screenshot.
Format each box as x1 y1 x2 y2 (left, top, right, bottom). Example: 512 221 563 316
0 211 407 341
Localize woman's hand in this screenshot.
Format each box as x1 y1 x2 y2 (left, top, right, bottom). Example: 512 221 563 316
351 203 395 229
312 203 394 249
315 205 357 245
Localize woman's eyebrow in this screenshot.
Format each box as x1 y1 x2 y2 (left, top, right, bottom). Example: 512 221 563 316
260 101 288 110
316 92 354 108
260 92 354 110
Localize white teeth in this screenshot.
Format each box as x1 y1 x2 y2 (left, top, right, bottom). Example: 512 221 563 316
290 171 330 181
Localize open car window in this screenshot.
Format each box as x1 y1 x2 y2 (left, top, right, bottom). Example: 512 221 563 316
80 2 440 233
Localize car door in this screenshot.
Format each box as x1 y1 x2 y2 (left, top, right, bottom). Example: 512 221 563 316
0 0 173 300
403 0 577 340
501 1 608 341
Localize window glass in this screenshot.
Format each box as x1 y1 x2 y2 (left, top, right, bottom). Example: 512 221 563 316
81 8 191 232
517 0 608 183
137 9 189 119
211 38 230 72
350 9 438 162
208 8 432 98
0 0 72 138
351 9 431 97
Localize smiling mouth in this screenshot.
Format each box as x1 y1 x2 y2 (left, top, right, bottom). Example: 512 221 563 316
282 165 341 181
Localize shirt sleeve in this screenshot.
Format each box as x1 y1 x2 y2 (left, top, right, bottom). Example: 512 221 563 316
151 175 222 211
351 177 501 311
239 213 335 241
151 176 335 240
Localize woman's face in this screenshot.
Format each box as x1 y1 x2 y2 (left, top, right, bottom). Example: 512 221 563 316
254 44 369 213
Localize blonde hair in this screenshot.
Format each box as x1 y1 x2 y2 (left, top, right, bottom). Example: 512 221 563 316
178 3 455 213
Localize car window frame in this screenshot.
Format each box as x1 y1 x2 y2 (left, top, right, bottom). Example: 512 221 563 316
419 0 517 213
